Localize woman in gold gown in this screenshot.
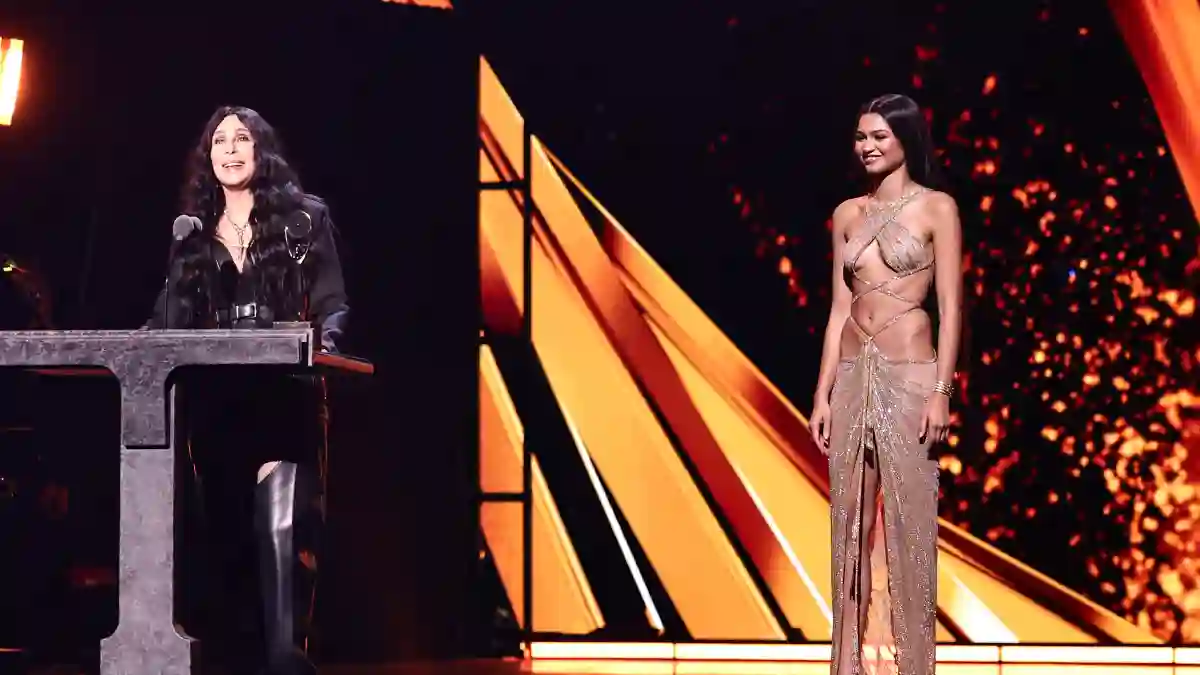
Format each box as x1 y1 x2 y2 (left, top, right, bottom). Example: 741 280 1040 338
808 94 963 675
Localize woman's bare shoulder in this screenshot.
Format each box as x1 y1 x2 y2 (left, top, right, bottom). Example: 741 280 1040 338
916 189 958 215
832 195 866 222
913 189 960 235
836 195 869 213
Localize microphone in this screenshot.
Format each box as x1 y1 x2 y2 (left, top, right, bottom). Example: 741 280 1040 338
162 215 201 328
172 214 202 242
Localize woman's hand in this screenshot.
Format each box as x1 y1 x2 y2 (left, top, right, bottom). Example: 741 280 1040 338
920 394 951 444
810 400 832 455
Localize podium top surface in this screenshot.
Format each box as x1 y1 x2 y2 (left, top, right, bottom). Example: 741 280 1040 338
0 328 316 447
0 327 314 365
0 326 312 340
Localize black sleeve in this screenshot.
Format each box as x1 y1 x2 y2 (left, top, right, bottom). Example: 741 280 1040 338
305 204 350 353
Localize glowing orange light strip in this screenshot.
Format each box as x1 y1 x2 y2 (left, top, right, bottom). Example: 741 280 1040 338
1109 0 1200 223
479 345 605 634
1176 647 1200 665
479 55 788 639
643 318 836 637
0 38 25 126
480 151 665 633
380 0 454 8
529 661 1193 675
520 146 794 639
530 641 1182 665
479 143 781 639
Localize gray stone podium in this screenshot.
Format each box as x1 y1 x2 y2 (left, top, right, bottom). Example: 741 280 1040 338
0 327 369 675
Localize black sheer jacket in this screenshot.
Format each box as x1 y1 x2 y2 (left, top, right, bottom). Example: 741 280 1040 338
145 195 349 353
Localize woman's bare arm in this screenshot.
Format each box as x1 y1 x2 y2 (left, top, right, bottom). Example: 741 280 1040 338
928 192 964 386
813 199 858 404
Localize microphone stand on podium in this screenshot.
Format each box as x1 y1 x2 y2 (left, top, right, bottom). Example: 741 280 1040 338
0 324 373 675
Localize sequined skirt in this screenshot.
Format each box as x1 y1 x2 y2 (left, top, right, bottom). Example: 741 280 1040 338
828 343 938 675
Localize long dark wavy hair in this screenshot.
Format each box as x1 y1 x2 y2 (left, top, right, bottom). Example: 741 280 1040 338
173 105 306 326
856 93 947 192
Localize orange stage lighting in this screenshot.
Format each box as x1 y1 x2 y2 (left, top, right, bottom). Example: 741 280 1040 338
478 344 606 635
1109 1 1200 222
476 2 1194 663
529 641 1192 667
0 38 24 126
381 0 454 8
477 50 1161 651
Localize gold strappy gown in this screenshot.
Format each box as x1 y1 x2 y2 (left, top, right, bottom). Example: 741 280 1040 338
829 189 938 675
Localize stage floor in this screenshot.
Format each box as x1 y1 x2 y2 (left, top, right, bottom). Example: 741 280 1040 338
7 659 1196 674
320 661 1198 675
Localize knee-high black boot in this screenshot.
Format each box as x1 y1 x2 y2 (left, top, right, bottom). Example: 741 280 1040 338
254 461 322 675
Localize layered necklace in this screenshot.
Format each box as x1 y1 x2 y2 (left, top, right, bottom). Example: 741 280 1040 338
221 209 252 268
864 185 926 220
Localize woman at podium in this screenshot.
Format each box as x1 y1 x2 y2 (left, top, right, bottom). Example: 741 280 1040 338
146 106 350 675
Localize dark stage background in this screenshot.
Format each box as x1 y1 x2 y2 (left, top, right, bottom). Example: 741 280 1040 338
0 0 480 666
460 0 1200 643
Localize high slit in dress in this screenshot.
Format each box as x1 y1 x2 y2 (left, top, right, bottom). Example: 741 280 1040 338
829 189 939 675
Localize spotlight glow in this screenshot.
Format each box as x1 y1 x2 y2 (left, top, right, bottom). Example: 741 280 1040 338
0 38 24 126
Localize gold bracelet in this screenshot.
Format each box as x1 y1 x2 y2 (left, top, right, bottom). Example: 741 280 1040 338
931 380 955 397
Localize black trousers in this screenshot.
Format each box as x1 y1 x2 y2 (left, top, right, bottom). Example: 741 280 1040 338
174 369 328 669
